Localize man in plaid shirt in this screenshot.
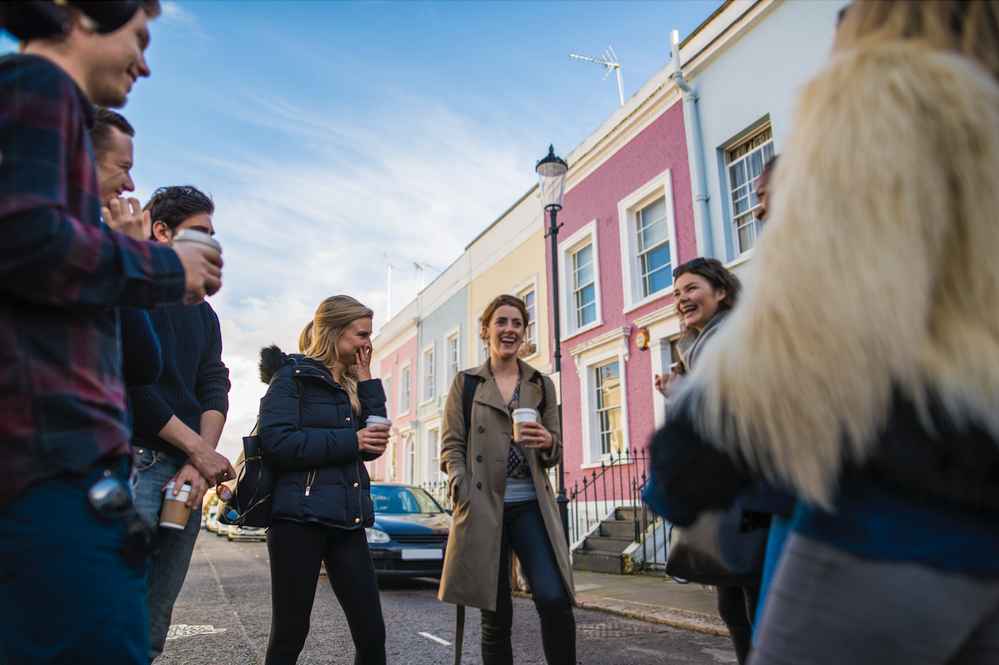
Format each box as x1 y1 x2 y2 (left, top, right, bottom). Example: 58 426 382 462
0 2 226 663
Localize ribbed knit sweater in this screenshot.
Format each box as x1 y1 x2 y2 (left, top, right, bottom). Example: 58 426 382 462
129 302 230 460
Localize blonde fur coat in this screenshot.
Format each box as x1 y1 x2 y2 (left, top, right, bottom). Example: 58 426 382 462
672 41 999 509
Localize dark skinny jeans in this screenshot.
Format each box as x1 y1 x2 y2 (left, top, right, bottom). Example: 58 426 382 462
265 519 386 665
481 499 576 665
717 584 760 665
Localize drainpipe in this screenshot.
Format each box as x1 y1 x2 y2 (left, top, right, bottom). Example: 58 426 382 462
670 29 713 258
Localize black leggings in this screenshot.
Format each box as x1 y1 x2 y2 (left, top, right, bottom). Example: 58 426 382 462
265 519 386 665
480 500 576 665
716 584 759 665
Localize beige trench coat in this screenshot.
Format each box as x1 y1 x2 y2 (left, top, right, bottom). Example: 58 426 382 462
437 359 575 612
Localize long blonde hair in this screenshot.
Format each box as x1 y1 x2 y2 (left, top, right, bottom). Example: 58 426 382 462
299 295 373 416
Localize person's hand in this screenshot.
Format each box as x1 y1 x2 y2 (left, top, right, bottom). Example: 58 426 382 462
357 424 390 454
102 198 150 240
655 372 683 398
520 421 553 450
173 244 222 305
356 344 373 382
187 442 235 486
163 463 209 509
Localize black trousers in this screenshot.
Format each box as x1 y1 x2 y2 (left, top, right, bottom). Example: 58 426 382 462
481 499 576 665
265 519 386 665
716 584 760 665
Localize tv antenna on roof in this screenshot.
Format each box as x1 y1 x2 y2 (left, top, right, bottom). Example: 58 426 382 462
570 46 624 107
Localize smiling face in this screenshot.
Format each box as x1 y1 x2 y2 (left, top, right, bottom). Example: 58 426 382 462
673 273 727 332
484 305 525 360
96 126 134 206
81 8 152 108
335 317 373 367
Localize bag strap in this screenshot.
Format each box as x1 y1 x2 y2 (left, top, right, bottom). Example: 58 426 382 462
461 374 482 436
454 604 465 665
530 372 547 417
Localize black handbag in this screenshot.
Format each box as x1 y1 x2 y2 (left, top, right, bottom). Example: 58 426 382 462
664 502 769 587
217 421 275 529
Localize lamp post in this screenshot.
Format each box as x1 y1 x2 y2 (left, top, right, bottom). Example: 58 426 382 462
536 145 570 546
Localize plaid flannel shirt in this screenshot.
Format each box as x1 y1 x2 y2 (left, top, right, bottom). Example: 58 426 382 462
0 54 187 509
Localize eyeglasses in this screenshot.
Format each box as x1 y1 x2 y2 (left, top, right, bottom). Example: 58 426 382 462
673 257 707 278
88 471 156 566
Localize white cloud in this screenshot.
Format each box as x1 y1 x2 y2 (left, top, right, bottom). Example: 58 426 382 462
202 89 538 462
160 1 197 26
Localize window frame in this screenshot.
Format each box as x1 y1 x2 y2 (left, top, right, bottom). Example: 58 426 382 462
398 361 411 416
444 325 460 388
725 125 775 257
426 426 441 484
574 338 630 466
593 359 625 458
558 220 603 341
617 169 679 313
512 274 540 361
420 343 435 405
382 373 392 422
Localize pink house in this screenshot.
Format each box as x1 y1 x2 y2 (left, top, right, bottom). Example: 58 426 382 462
545 75 695 503
367 300 421 485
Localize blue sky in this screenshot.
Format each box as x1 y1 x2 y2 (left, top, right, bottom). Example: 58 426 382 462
3 0 723 459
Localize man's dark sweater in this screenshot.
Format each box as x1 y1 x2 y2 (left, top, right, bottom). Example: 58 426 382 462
130 302 230 460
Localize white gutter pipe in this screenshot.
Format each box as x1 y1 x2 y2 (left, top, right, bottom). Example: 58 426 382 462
670 29 713 257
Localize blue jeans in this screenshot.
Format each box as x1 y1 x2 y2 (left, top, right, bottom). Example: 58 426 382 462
481 500 576 665
133 448 202 662
0 458 149 665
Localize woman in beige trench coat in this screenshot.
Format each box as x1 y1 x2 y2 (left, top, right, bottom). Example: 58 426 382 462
439 294 576 665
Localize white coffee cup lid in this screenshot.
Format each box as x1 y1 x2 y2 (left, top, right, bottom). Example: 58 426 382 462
512 408 537 416
165 482 193 491
174 229 221 253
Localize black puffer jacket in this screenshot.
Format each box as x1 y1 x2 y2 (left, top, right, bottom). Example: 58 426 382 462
257 345 386 529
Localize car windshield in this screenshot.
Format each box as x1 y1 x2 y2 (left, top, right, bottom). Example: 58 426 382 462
371 486 442 514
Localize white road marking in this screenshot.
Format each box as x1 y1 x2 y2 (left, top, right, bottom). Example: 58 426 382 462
419 632 452 646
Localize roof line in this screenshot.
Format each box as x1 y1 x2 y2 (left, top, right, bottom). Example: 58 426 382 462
464 183 539 250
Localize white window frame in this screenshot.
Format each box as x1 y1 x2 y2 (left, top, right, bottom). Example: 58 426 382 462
403 432 415 485
512 274 540 361
421 343 435 405
426 426 441 484
398 362 411 416
618 169 679 313
382 374 392 422
574 339 630 466
444 325 460 388
474 309 490 365
725 125 775 257
558 220 603 341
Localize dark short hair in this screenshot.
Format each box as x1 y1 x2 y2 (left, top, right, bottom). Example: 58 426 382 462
90 109 134 162
144 185 214 238
672 257 743 314
480 295 530 339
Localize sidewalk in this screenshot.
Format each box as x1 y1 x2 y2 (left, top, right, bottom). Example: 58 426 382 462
570 571 729 637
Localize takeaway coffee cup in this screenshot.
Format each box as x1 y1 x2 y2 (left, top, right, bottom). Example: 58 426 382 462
159 482 193 530
174 229 222 304
366 415 392 429
173 228 221 254
512 408 538 443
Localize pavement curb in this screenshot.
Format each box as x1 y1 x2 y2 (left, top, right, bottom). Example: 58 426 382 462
511 590 729 637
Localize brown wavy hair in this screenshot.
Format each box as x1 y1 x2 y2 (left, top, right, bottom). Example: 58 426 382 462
299 295 373 415
835 1 999 80
672 257 742 317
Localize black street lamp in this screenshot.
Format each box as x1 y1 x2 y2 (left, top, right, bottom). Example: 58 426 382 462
536 145 570 546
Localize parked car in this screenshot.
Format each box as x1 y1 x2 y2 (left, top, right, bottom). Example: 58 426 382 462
205 505 219 533
367 483 451 577
226 523 266 542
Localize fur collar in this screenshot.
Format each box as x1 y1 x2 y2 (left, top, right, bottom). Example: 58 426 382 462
259 345 289 384
676 42 999 508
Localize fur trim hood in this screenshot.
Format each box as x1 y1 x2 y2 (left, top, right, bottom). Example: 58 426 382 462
676 42 999 508
259 345 289 384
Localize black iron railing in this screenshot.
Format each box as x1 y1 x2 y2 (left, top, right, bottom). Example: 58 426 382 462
422 450 669 573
